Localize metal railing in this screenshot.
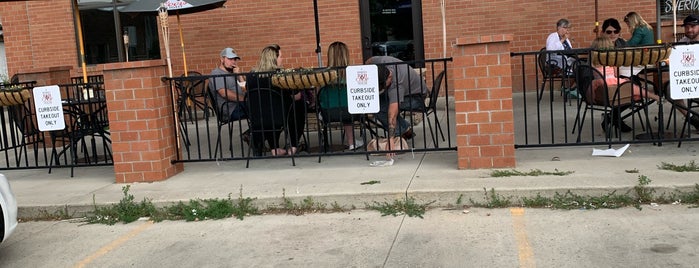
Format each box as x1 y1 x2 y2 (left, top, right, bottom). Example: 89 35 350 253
164 58 455 164
0 81 113 172
511 44 699 148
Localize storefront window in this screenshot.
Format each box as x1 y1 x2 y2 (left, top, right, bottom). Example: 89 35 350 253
77 0 160 64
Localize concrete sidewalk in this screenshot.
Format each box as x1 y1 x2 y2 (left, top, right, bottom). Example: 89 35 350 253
4 143 699 219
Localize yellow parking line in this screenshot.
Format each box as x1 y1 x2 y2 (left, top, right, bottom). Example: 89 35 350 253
510 207 536 268
74 220 153 268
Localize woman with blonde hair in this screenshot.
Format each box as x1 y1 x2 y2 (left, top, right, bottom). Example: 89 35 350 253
624 12 655 46
319 41 363 150
588 36 660 132
246 44 307 156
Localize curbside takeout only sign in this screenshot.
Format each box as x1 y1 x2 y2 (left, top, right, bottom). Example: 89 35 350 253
668 44 699 100
346 65 380 114
33 85 65 131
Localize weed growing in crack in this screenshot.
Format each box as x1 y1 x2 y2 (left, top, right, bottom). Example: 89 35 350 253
366 197 435 218
658 160 699 172
490 169 573 177
469 188 512 208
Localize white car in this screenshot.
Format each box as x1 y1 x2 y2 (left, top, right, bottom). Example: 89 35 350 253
1 174 18 244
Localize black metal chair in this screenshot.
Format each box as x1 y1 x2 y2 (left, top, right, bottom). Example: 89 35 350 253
245 87 294 168
537 47 568 102
400 70 446 147
571 63 653 143
206 85 247 160
6 87 47 167
48 88 111 177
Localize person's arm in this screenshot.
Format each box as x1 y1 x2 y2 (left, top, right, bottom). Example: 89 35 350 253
217 88 244 102
626 28 642 46
386 102 399 160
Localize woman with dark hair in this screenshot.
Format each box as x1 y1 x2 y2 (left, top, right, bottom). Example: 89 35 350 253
602 18 627 48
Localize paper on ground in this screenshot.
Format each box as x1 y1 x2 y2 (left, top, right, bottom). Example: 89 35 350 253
592 144 630 157
370 158 394 167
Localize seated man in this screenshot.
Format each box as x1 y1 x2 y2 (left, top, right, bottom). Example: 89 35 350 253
670 14 699 130
367 55 429 140
208 47 247 122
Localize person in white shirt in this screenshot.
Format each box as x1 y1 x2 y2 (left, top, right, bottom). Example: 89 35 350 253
545 18 575 72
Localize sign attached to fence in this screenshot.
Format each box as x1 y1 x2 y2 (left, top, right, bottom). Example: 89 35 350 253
668 44 699 100
32 85 65 131
346 65 380 114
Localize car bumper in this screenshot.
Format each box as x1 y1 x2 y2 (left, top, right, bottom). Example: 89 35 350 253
1 174 18 243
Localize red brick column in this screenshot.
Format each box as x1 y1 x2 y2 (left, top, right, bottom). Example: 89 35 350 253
452 35 516 169
102 60 183 183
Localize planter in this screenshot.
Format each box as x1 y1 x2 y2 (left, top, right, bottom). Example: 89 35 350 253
0 88 31 106
592 46 672 67
272 68 338 90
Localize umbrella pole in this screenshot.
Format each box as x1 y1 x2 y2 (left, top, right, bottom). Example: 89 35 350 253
441 0 446 58
313 0 322 67
177 12 188 77
72 0 88 82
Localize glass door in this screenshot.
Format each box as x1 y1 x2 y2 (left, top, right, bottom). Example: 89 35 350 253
359 0 424 66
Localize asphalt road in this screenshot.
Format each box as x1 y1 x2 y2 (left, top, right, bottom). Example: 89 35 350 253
1 205 697 268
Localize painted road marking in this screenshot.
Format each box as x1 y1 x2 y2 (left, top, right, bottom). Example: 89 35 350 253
511 207 535 268
74 220 154 268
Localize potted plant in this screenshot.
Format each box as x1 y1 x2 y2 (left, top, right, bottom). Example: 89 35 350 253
0 75 31 106
271 68 338 90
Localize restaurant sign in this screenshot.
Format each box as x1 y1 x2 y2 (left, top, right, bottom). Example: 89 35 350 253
32 85 65 131
661 0 699 18
346 65 380 114
668 44 699 99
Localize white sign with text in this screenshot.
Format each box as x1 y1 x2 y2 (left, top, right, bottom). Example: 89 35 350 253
32 85 65 131
668 44 699 100
346 65 380 114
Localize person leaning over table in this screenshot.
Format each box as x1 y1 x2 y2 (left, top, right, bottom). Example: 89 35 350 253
624 12 655 46
208 47 247 123
365 55 428 140
246 44 307 156
667 14 699 131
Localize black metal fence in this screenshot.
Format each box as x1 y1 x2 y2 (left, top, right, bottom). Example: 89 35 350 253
165 58 455 164
0 79 112 175
511 44 699 148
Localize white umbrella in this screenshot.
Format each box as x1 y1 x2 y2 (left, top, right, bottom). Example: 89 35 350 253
122 0 226 77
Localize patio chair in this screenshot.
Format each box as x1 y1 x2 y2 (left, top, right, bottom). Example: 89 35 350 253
677 98 699 148
6 98 47 166
245 87 295 168
537 47 568 102
400 70 446 147
206 86 247 160
571 63 653 143
316 82 369 161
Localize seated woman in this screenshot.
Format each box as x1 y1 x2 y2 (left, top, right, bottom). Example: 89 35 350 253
588 36 661 133
246 44 306 156
318 41 362 150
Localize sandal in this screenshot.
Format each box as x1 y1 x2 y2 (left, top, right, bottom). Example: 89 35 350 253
270 148 287 156
287 147 298 156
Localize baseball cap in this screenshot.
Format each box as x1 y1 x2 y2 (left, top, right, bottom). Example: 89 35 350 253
684 14 699 26
220 47 241 59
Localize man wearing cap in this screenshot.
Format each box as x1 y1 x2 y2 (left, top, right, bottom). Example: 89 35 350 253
680 14 699 42
209 47 247 122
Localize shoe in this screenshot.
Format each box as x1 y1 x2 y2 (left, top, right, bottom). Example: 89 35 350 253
690 115 699 131
400 128 415 140
286 147 298 156
241 129 250 144
617 121 633 133
348 139 364 150
270 148 286 156
564 88 579 99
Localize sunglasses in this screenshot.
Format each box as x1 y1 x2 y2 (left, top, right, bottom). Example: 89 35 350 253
605 30 620 34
